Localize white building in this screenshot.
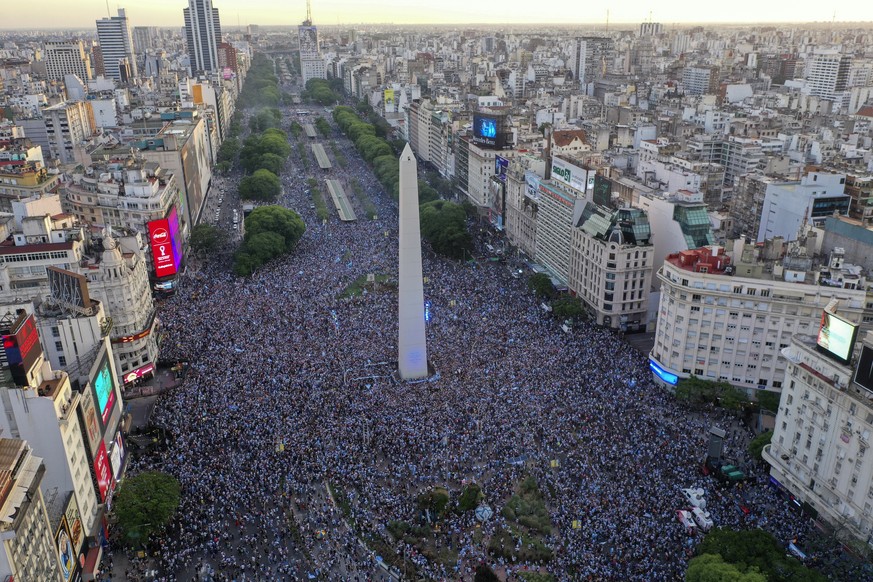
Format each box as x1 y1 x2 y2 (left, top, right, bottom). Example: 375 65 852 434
299 23 326 86
763 330 873 545
96 8 137 81
0 439 61 582
756 172 849 243
44 41 92 82
183 0 222 74
42 101 94 165
650 242 871 393
0 316 100 538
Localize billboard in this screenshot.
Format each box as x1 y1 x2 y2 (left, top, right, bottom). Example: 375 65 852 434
816 310 858 364
56 516 75 582
383 88 394 106
494 155 509 182
2 312 43 386
92 354 116 426
109 432 126 481
64 494 84 557
79 387 101 456
593 173 612 206
168 205 183 269
93 441 112 502
550 157 588 192
148 218 179 278
472 114 504 148
47 267 92 310
854 346 873 393
524 170 541 200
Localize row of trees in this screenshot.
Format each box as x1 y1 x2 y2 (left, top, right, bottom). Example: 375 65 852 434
303 78 343 105
234 206 306 276
238 53 283 108
332 106 439 203
238 127 291 202
527 273 587 322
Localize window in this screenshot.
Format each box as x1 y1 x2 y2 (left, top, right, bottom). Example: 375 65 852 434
58 356 66 366
54 341 63 352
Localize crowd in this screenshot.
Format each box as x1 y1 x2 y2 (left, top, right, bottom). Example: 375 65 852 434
113 107 854 581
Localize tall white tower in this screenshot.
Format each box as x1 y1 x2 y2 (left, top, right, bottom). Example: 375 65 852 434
96 8 138 81
183 0 222 74
397 144 429 380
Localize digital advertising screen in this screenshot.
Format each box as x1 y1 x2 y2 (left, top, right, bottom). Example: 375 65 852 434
148 218 178 278
472 114 503 148
494 155 509 182
2 313 41 370
853 345 873 393
55 516 74 582
593 174 613 207
93 441 112 502
93 356 116 426
168 206 182 268
816 311 858 364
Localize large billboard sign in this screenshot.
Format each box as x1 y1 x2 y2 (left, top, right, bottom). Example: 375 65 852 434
92 354 116 427
93 441 112 502
56 516 75 582
494 155 509 182
148 218 178 278
2 312 42 386
550 157 588 192
593 173 612 206
168 206 183 268
816 310 858 364
472 114 504 148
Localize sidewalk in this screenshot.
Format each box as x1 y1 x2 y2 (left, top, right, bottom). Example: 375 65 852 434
124 368 182 400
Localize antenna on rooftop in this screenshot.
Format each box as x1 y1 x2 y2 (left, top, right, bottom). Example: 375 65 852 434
105 0 111 18
304 0 313 26
606 9 609 33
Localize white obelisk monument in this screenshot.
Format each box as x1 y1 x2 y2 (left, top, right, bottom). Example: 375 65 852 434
397 143 429 380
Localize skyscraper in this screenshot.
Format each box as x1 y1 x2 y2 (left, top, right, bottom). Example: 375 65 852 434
96 8 137 81
299 2 326 86
183 0 222 74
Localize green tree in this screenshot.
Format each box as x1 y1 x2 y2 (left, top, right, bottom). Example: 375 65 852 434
239 169 281 202
253 152 285 175
551 296 586 321
113 471 181 546
315 116 331 136
189 223 220 255
686 554 767 582
748 430 773 462
697 528 826 582
241 231 286 263
417 487 450 517
233 251 260 277
244 205 306 251
419 200 471 259
756 390 781 413
474 565 500 582
457 483 482 513
216 137 240 164
527 273 555 299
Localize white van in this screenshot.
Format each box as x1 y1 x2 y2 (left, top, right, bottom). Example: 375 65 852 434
691 507 713 532
676 509 697 535
681 488 706 510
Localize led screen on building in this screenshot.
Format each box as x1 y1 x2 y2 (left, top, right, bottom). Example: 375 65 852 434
168 206 183 268
148 218 179 278
93 355 116 426
472 114 504 148
93 441 112 502
854 345 873 393
816 310 858 364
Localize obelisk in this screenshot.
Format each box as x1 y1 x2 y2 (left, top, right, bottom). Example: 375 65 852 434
397 143 429 380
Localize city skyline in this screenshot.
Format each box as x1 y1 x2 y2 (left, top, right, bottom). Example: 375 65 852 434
5 0 872 30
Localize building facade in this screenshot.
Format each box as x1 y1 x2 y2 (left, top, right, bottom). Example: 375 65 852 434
764 332 873 545
96 8 138 81
184 0 222 74
44 41 92 82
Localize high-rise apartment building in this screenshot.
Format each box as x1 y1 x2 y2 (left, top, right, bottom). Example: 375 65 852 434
805 50 851 101
96 8 137 81
0 439 61 582
183 0 222 74
682 65 720 96
299 19 326 86
571 37 613 89
763 331 873 545
44 41 93 82
42 101 95 165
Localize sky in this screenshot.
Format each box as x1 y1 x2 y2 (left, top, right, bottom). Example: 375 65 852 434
5 0 871 30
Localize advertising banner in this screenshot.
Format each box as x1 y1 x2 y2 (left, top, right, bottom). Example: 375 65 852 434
148 218 178 278
93 356 116 426
550 157 588 192
94 441 112 502
383 88 394 106
56 516 75 582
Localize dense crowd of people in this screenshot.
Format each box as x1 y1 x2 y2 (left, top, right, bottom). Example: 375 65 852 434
112 106 862 581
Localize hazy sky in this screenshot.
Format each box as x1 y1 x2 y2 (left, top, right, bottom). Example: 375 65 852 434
6 0 870 30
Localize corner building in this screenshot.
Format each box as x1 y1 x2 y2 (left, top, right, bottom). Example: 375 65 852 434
650 243 871 393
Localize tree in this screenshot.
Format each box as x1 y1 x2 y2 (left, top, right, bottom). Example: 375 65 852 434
239 169 281 202
474 565 500 582
551 296 586 321
253 152 285 175
756 390 781 413
113 471 181 546
457 483 483 513
189 223 220 255
748 430 773 462
686 554 767 582
528 273 555 299
419 200 471 259
241 231 286 263
697 528 826 582
244 205 306 251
